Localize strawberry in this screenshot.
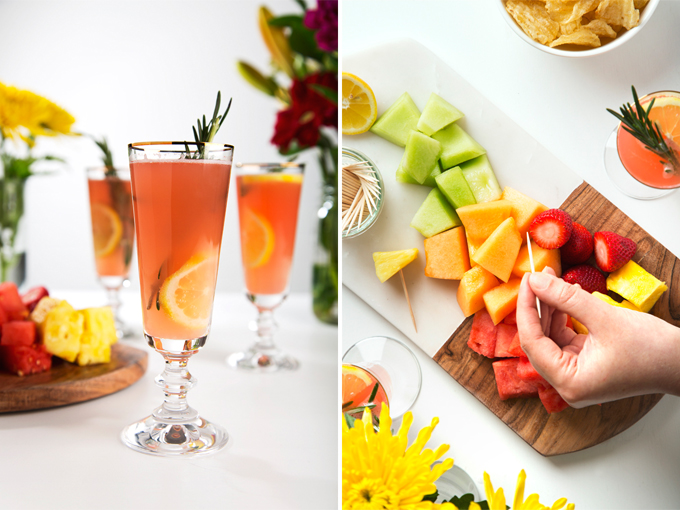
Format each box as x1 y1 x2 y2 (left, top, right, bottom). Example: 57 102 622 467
562 264 607 294
560 222 593 266
528 209 573 249
593 231 637 272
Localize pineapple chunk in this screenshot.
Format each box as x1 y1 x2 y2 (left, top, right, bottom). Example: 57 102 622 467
77 307 117 366
29 297 62 330
606 261 668 313
572 291 644 334
373 249 419 283
42 301 84 363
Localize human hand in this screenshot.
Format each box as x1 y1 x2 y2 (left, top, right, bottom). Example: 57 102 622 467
516 267 680 407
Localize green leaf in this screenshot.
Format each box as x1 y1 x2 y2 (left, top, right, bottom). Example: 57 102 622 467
269 16 323 62
344 413 357 429
422 490 439 503
268 14 304 27
368 383 379 404
236 62 278 96
309 84 338 105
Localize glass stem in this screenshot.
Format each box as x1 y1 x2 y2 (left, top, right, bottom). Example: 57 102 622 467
254 309 278 353
153 356 197 422
103 280 127 338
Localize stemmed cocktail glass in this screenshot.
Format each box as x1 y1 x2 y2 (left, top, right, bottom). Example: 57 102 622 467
121 141 232 456
87 167 135 338
227 162 304 372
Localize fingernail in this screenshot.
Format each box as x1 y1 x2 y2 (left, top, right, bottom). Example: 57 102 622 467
530 272 550 290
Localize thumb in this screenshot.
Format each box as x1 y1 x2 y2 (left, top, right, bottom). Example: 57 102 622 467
527 272 610 332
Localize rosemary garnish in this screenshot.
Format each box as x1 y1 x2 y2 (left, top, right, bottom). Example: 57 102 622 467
93 136 115 176
342 383 380 431
186 91 233 159
607 86 680 175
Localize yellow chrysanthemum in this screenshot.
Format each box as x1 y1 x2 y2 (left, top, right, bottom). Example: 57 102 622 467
342 404 456 510
0 82 76 146
483 470 575 510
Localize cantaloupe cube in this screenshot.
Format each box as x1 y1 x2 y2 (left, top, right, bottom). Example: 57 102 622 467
606 260 668 312
424 226 470 280
466 230 484 268
456 200 513 243
457 266 500 317
472 217 522 283
512 241 562 278
483 277 522 324
500 186 548 240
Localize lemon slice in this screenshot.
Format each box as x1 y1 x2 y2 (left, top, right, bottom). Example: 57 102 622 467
91 203 123 257
159 253 219 330
241 209 275 268
342 72 377 135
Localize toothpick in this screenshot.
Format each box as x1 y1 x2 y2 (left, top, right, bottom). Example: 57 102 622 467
342 161 381 234
399 269 417 332
526 232 542 319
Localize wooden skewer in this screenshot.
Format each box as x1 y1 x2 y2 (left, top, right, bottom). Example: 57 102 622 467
526 232 542 320
400 269 417 333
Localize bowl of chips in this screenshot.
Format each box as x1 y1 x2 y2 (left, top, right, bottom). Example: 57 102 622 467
498 0 659 57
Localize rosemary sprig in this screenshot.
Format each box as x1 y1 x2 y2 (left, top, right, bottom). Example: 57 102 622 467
607 86 679 174
93 136 115 176
187 91 233 159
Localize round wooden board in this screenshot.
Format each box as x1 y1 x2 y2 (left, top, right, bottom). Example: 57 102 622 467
0 343 148 413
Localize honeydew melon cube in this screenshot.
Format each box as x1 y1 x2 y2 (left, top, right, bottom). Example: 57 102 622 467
410 188 462 238
396 161 442 187
433 123 486 169
435 166 477 209
460 155 503 203
417 93 464 136
369 92 421 147
399 131 442 184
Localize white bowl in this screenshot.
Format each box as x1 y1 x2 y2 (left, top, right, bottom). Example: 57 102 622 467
497 0 659 57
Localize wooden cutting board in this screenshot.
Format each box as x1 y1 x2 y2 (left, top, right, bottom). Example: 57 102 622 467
0 343 148 413
344 39 679 456
434 182 679 456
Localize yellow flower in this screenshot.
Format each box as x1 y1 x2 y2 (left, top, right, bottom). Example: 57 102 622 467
258 6 294 78
483 470 575 510
0 82 76 146
342 404 457 510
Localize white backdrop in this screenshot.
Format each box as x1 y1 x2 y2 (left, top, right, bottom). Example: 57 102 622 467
0 0 326 294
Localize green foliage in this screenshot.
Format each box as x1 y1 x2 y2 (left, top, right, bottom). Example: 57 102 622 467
268 15 324 64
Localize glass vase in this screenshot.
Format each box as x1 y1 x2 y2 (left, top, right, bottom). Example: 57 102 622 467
0 178 26 286
313 179 338 324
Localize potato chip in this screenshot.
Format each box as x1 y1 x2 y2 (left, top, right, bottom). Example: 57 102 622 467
506 0 560 45
560 19 583 35
634 0 649 9
583 18 618 38
549 27 602 47
595 0 639 30
546 0 598 23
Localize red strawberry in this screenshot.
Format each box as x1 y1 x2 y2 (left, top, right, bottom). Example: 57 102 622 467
593 231 636 272
529 209 573 249
560 222 593 266
562 264 607 294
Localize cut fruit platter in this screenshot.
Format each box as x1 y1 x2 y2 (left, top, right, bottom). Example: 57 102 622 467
342 39 680 456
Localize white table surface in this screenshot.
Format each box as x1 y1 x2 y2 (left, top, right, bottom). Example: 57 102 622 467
0 290 338 510
342 1 680 509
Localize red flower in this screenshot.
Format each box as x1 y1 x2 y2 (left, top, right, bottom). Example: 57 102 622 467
271 72 337 152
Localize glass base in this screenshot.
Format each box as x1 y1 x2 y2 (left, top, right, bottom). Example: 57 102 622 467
604 127 677 200
342 336 422 420
121 412 229 457
226 347 299 372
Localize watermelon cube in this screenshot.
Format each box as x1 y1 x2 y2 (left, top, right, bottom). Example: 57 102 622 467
467 308 497 358
507 333 525 357
493 358 539 400
1 321 36 346
503 310 517 325
538 384 570 413
494 323 519 358
516 357 548 387
0 344 52 376
0 306 8 327
0 282 29 321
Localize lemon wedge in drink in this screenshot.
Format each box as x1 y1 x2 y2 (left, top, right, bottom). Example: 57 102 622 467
159 253 219 330
342 73 377 135
91 203 123 257
241 209 275 268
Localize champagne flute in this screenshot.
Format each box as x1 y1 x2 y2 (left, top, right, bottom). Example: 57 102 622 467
121 141 232 456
